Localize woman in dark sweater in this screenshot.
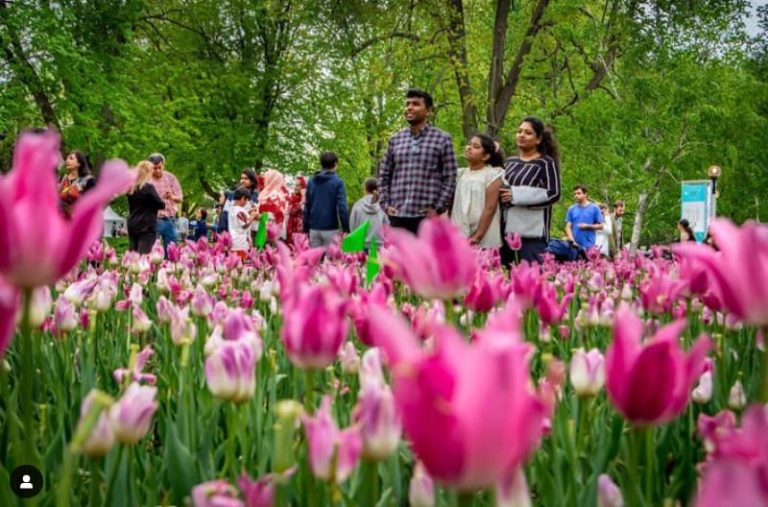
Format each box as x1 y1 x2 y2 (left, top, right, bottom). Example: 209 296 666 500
499 116 562 265
127 160 165 253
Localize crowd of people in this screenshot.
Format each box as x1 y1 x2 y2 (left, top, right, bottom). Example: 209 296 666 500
57 87 712 264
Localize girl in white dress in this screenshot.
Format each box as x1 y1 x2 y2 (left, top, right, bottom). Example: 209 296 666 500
450 134 504 248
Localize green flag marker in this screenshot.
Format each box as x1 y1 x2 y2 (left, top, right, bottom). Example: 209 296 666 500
365 240 380 286
255 213 269 249
342 220 370 253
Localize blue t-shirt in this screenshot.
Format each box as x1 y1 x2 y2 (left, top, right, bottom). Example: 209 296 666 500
566 202 603 249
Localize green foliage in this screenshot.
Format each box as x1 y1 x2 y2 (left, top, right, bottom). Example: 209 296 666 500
1 0 766 238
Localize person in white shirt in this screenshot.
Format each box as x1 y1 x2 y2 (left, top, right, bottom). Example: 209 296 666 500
595 203 613 257
228 187 259 259
450 134 504 248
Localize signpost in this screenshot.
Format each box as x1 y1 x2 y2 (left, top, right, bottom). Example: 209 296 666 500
680 180 714 243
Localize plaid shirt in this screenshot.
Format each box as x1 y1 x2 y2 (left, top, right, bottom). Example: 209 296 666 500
378 124 458 217
151 171 183 218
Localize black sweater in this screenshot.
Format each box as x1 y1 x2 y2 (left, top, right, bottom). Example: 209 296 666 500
127 183 165 234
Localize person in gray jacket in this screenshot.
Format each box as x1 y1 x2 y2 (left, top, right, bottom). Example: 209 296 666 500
349 177 390 248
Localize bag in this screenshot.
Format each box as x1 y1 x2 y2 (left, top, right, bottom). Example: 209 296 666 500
545 239 582 262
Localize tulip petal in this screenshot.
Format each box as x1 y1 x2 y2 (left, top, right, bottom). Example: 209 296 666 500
60 160 135 278
366 305 422 367
621 340 677 423
0 279 20 357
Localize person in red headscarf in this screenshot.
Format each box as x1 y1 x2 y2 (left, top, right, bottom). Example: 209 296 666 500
285 175 307 245
258 169 290 238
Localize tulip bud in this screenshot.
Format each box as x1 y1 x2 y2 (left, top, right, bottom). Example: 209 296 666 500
54 296 79 332
170 306 197 346
191 480 241 507
109 383 158 444
273 400 304 474
26 286 52 327
303 396 362 483
569 348 606 397
597 474 624 507
692 371 713 405
339 342 360 375
205 340 257 403
408 462 435 507
76 390 115 457
131 306 152 334
239 474 275 507
728 380 746 410
149 242 164 265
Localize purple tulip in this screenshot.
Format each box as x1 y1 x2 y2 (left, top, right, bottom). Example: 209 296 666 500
109 382 158 444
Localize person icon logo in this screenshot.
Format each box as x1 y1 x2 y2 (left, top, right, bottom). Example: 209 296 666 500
20 474 33 490
10 465 43 498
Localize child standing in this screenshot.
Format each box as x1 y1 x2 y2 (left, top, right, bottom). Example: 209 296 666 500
349 177 389 248
228 187 259 259
450 134 504 248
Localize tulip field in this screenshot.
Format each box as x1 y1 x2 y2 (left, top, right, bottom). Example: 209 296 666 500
1 134 768 507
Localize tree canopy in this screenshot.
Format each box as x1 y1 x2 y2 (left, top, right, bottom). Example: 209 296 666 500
1 0 766 244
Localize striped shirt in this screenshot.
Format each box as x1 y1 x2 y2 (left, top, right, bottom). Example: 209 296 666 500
378 124 458 217
502 155 561 240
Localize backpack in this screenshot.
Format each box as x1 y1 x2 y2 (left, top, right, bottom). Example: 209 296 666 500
545 239 583 262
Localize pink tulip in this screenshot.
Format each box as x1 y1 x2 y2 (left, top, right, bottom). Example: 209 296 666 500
464 272 504 313
78 390 116 457
694 405 768 507
192 480 243 507
0 277 20 356
205 340 257 403
606 306 711 425
303 396 362 483
674 219 768 326
339 341 361 375
170 305 197 346
354 348 402 461
598 474 624 507
109 382 158 444
569 348 605 397
0 131 135 288
238 474 274 507
383 218 477 300
505 233 522 251
409 462 436 507
366 303 547 491
113 346 156 386
54 296 79 332
281 286 347 369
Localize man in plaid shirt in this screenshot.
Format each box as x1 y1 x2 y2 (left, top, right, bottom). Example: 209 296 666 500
378 89 458 234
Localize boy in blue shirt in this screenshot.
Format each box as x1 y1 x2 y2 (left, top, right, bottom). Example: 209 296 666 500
565 185 603 249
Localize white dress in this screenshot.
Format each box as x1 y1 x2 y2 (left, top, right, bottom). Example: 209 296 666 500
595 213 613 256
450 166 503 248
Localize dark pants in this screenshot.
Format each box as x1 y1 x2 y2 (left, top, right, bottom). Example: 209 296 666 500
500 237 548 267
389 216 424 235
129 231 157 254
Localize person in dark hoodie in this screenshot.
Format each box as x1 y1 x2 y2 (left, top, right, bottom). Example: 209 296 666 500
350 177 389 249
303 151 350 247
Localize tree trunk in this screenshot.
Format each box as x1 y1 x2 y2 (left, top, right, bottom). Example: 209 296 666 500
630 191 648 254
487 0 550 137
445 0 478 141
0 1 61 131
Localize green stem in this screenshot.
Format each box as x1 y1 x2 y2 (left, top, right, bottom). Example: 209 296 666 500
644 426 655 503
627 425 644 507
56 450 75 507
103 445 124 507
361 460 380 506
304 369 316 411
19 288 40 468
456 491 475 507
226 404 238 478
